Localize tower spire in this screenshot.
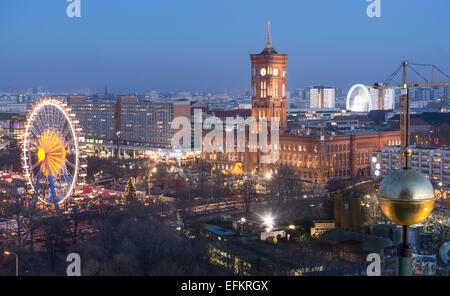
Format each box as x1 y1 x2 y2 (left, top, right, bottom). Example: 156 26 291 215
261 20 277 54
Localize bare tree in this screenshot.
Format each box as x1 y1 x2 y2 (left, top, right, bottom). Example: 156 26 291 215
241 178 256 218
268 164 303 200
37 214 70 272
1 184 25 250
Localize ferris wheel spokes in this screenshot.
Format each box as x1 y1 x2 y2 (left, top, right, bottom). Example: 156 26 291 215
31 169 43 207
47 174 60 212
23 98 86 211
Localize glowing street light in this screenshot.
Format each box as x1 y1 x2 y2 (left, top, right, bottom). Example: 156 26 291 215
263 215 274 231
4 251 18 276
265 172 272 180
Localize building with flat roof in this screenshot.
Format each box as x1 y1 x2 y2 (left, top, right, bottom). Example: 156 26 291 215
69 100 116 142
68 97 192 160
369 88 395 110
371 145 450 195
0 113 26 142
310 87 335 109
311 221 336 237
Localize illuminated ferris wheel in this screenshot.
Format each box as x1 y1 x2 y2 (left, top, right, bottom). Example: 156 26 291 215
22 98 86 211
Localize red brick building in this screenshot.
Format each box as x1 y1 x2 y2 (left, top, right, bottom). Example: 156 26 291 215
250 21 288 131
201 24 400 185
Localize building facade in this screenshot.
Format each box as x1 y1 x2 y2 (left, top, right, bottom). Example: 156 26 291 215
68 97 192 160
68 97 116 142
369 88 395 110
371 145 450 194
201 25 401 185
250 22 288 130
310 87 336 109
0 113 26 143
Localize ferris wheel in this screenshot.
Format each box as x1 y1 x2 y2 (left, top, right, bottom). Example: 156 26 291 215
22 98 86 211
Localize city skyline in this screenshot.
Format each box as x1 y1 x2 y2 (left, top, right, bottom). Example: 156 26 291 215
1 0 450 93
0 1 449 278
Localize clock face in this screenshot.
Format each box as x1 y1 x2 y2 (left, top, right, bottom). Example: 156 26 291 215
273 68 279 76
260 68 266 76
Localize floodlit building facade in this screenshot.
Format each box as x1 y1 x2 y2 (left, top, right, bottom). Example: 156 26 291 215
371 145 450 194
369 88 395 110
68 97 192 160
310 87 335 109
201 25 401 185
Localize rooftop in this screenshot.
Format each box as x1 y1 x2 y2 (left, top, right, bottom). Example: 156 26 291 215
338 129 387 135
203 225 236 236
321 229 393 252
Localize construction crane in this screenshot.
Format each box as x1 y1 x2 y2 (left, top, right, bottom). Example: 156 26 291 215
370 61 450 166
400 62 450 152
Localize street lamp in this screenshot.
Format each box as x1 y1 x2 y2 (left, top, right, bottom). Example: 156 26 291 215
263 215 274 231
4 251 18 276
115 130 121 161
210 167 215 201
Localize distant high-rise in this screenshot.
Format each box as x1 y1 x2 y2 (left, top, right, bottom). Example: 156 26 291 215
68 97 190 157
444 86 450 99
414 87 434 101
310 86 335 108
369 88 395 110
444 86 450 107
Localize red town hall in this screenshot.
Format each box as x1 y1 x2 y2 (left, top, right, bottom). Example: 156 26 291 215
202 23 400 185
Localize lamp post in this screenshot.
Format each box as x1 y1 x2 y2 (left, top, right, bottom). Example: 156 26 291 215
115 130 121 161
4 251 18 276
186 177 191 201
210 167 215 201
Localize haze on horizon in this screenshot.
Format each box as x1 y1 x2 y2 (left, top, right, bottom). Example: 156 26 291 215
0 0 449 94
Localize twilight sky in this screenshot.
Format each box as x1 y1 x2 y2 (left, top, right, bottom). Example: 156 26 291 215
1 0 449 93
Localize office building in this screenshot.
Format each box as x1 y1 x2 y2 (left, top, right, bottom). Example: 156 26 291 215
371 145 450 194
369 88 395 110
68 97 191 160
310 87 335 109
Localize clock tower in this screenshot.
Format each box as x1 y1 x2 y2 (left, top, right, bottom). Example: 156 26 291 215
251 21 288 131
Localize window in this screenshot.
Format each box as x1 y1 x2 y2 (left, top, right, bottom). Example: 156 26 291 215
261 81 267 98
